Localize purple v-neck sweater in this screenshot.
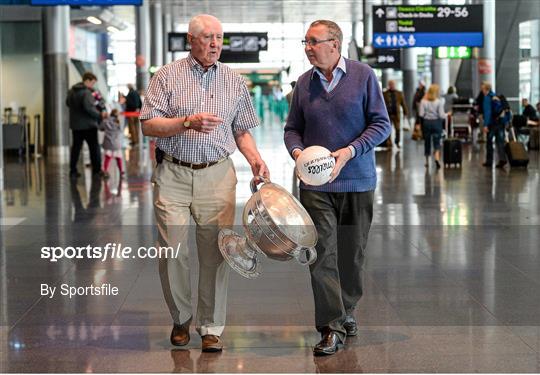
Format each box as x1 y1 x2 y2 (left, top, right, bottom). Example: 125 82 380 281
284 58 391 193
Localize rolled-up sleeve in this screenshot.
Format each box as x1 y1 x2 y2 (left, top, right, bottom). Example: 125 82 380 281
232 79 259 132
139 67 171 121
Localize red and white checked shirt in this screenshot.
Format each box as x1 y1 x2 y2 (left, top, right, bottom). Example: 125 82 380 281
140 54 259 163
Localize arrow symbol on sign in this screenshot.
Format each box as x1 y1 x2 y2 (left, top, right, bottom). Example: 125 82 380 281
386 35 392 46
258 38 267 48
376 8 385 18
375 36 384 45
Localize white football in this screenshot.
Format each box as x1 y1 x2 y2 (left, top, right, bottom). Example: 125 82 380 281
295 146 335 186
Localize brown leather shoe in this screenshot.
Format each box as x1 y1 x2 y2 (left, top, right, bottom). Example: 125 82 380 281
170 323 190 346
201 335 223 352
313 329 343 356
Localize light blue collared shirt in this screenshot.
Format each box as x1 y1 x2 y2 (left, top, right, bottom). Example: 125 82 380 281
312 55 347 93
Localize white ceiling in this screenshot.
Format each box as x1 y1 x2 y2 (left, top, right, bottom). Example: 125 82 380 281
142 0 365 24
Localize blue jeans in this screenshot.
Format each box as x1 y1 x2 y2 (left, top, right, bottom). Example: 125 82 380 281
485 122 507 164
422 119 443 156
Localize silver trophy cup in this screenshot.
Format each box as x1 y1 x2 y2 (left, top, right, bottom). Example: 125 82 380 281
218 176 318 279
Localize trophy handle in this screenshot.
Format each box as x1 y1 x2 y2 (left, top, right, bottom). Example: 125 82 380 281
250 175 271 193
296 247 317 266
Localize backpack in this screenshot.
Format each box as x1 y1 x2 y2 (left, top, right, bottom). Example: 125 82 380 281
492 94 511 125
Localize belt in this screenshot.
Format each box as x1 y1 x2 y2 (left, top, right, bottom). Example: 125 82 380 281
163 153 223 170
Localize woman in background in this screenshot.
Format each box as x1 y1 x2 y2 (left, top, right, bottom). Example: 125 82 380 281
419 84 446 169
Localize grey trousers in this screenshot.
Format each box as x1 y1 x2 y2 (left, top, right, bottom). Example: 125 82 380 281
300 189 374 342
152 158 236 336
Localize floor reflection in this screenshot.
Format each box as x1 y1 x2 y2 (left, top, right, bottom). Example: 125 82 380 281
2 125 540 372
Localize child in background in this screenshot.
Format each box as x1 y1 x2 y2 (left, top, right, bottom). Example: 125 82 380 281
99 109 124 178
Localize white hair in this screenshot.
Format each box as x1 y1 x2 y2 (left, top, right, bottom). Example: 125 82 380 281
188 14 221 36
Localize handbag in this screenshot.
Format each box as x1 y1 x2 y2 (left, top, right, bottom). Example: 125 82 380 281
412 123 423 140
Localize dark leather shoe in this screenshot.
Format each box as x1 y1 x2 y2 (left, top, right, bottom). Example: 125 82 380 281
201 335 223 352
313 329 343 356
170 323 190 346
343 315 358 336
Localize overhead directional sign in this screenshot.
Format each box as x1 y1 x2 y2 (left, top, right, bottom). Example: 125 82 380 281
435 46 472 59
168 32 268 63
372 5 483 48
168 32 268 52
366 49 401 70
31 0 142 4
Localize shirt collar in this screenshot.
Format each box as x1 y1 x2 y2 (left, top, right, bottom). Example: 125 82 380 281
188 53 218 73
311 56 346 80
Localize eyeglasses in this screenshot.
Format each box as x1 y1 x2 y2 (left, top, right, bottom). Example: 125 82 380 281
301 38 335 46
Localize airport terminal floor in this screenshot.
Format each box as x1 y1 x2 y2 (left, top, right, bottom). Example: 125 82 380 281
1 121 540 373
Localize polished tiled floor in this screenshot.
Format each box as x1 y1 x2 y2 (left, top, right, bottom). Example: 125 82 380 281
1 122 540 372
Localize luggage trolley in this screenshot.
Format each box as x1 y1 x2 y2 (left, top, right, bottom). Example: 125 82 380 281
451 102 473 142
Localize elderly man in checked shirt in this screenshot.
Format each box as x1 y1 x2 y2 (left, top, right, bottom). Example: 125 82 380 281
140 14 269 353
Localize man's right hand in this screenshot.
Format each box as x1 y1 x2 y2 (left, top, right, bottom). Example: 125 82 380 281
185 113 223 133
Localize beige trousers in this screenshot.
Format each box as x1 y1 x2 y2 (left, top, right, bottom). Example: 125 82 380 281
152 157 236 336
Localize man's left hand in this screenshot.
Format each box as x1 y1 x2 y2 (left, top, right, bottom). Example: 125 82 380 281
250 158 270 179
329 147 352 183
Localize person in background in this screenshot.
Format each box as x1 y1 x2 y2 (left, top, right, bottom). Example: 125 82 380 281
521 98 538 122
418 84 446 169
125 83 143 145
442 86 459 141
286 81 296 107
66 71 106 179
412 80 426 126
140 14 269 353
480 82 508 169
443 86 458 114
285 20 391 356
99 109 124 178
382 80 409 148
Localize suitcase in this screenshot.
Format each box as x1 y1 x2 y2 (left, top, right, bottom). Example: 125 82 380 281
443 115 462 167
443 138 462 167
506 127 529 167
529 127 539 150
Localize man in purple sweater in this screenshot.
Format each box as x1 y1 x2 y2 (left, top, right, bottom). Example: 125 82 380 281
284 20 391 356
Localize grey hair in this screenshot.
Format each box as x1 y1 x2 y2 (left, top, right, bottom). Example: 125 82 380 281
188 14 221 36
309 20 343 52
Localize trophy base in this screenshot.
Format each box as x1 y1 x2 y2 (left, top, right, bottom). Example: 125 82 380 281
218 229 261 279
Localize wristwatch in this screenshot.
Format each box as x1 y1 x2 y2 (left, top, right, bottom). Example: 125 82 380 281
183 116 191 128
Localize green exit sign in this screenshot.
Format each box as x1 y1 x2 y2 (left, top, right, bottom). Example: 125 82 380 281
436 46 472 59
